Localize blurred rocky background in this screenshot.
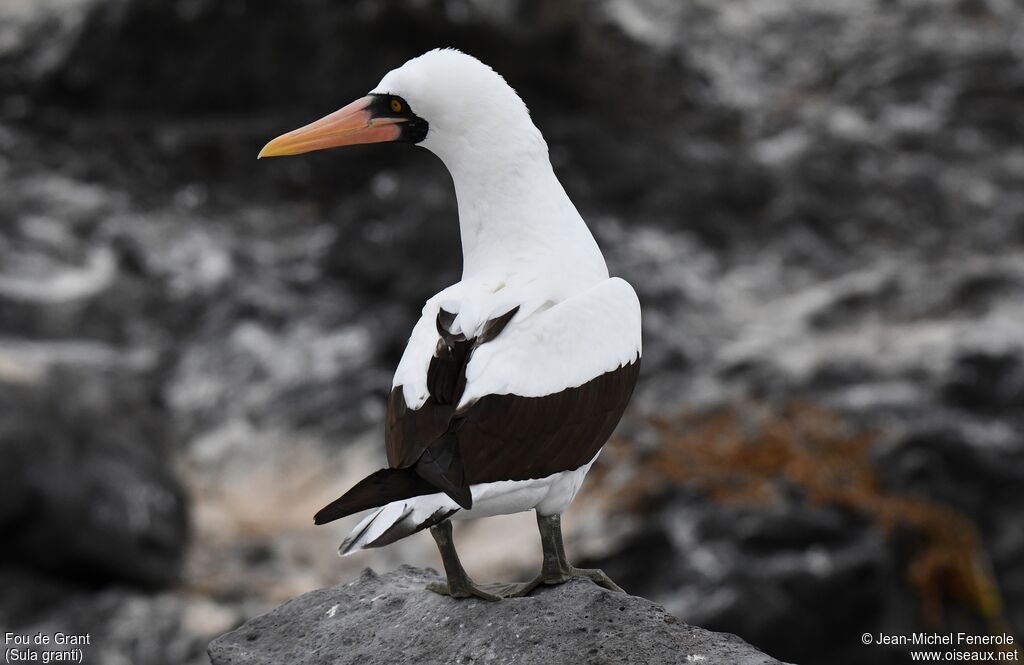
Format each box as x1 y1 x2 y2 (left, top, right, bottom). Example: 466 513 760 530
1 0 1022 663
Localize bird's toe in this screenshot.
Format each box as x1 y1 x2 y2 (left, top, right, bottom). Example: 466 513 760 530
571 567 625 593
425 580 502 602
511 567 625 597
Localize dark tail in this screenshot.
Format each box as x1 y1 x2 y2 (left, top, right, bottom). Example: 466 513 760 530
314 467 438 525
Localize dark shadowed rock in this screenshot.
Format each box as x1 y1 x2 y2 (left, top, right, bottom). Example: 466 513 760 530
0 567 235 665
207 566 787 665
0 369 189 588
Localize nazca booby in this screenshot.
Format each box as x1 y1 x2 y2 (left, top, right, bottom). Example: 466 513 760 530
259 48 641 600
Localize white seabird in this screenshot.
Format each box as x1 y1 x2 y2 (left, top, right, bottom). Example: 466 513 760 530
259 48 642 600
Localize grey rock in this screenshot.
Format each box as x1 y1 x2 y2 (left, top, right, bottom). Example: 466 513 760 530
208 566 787 665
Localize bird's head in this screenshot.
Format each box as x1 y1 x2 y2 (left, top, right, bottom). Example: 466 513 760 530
258 49 544 167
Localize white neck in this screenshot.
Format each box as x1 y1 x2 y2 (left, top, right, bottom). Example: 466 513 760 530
430 141 609 292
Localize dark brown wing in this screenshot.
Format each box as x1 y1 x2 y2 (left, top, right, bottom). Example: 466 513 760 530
316 304 639 524
387 304 639 504
384 308 477 469
456 359 640 483
384 307 519 509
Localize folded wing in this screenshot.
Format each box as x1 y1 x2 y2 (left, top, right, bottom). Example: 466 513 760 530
315 277 641 524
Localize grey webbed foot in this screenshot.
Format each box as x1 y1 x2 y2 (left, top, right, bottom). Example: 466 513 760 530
513 566 624 597
513 511 626 597
426 579 503 602
427 520 527 601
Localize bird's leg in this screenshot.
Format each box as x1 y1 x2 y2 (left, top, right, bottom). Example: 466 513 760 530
514 512 625 597
426 520 503 601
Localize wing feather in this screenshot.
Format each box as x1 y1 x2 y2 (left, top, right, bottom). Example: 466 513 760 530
386 278 641 495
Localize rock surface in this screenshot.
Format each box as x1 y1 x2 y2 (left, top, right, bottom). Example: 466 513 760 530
208 566 786 665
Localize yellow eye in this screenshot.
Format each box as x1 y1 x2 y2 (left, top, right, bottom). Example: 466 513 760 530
390 98 403 113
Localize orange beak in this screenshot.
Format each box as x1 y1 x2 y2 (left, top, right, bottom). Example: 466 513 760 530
258 96 405 158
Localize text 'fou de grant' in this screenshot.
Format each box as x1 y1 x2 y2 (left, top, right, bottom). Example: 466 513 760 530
5 633 92 646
